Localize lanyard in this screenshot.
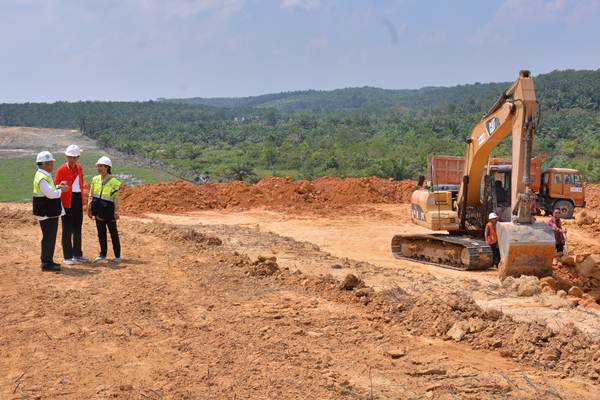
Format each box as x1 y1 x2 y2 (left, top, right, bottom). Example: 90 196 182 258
99 176 113 199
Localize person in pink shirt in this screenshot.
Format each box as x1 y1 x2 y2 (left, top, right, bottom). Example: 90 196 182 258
548 208 566 253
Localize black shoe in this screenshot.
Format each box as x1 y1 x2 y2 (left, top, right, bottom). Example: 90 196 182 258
41 263 61 272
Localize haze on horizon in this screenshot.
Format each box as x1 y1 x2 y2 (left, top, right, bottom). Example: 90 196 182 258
1 0 599 103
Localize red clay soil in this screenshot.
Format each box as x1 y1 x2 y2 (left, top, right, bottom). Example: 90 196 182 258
120 177 416 214
586 183 600 211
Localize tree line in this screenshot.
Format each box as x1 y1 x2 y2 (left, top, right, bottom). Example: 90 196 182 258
1 69 599 182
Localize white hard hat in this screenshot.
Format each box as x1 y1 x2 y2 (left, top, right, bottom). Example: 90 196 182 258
36 151 55 163
65 144 81 157
489 212 499 219
95 156 112 167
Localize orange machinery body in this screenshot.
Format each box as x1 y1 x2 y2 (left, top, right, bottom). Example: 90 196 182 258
427 155 585 216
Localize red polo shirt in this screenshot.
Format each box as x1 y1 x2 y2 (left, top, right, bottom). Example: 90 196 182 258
54 163 85 209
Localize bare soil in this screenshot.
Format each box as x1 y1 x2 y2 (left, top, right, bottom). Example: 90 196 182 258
2 203 600 399
0 126 98 159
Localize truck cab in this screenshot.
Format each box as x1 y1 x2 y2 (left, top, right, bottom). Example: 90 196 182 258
539 168 585 217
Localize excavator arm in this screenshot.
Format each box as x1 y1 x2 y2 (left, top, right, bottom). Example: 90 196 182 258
457 70 538 222
455 70 554 278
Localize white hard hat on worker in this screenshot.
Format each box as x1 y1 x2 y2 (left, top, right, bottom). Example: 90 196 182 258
36 151 55 163
95 156 112 168
489 212 499 220
65 144 81 157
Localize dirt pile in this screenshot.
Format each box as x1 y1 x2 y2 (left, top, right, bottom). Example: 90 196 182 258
0 206 35 226
586 183 600 211
549 254 600 309
120 177 416 214
133 222 223 247
570 208 600 235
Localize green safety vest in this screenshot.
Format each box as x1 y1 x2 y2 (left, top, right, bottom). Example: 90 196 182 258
32 169 62 217
33 170 56 196
91 175 122 202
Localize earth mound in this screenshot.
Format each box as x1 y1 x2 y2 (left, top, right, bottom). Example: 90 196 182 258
120 177 416 214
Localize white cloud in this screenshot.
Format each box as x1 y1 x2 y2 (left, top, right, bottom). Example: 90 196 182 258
136 0 245 18
467 0 573 45
281 0 322 10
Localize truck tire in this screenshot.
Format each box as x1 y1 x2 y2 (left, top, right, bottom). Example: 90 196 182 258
554 200 574 219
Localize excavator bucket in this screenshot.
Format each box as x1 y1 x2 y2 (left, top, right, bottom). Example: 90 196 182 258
496 222 556 279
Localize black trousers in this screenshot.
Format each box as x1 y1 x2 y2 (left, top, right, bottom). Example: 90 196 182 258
556 243 564 253
61 192 83 259
96 219 121 258
39 217 59 266
490 243 501 267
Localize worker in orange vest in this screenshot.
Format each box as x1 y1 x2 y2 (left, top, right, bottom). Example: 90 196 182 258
485 212 500 268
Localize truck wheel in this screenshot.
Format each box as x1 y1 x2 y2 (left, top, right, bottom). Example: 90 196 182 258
554 200 574 219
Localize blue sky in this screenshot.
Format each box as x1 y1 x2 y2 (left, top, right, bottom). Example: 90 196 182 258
1 0 599 102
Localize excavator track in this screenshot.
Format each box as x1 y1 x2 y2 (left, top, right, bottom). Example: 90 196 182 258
391 234 493 271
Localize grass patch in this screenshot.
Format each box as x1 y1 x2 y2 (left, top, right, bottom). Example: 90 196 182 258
0 151 175 202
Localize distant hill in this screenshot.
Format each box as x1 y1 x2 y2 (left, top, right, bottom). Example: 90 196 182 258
159 69 600 114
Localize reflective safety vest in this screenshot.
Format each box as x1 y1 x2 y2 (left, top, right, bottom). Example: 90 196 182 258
486 222 498 245
91 175 122 202
32 170 62 217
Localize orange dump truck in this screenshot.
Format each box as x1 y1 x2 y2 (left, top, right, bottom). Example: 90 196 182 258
428 155 585 218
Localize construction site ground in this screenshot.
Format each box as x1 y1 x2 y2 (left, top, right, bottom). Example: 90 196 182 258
2 199 600 399
3 127 600 399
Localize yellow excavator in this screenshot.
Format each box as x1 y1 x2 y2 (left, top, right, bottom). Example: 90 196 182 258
392 70 556 278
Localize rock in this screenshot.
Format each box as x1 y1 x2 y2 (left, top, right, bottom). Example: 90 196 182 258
559 256 576 267
207 237 222 246
568 286 584 298
575 210 595 226
576 253 592 264
557 290 567 298
408 368 447 376
466 318 486 333
576 254 600 280
251 256 279 276
579 298 600 311
501 276 515 289
339 274 364 290
354 288 372 298
447 321 467 341
331 264 344 269
516 276 541 297
540 276 557 286
385 349 406 359
542 285 556 294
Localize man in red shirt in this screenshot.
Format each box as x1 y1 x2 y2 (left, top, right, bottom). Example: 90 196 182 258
54 145 88 264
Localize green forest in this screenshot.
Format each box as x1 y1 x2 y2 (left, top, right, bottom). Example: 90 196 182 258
1 69 599 182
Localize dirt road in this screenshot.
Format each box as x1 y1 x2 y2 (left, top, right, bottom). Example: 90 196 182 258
2 203 600 399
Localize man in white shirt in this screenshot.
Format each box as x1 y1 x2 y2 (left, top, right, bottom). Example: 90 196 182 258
32 151 69 272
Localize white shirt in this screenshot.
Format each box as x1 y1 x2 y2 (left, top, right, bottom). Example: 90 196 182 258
72 175 81 193
35 169 66 221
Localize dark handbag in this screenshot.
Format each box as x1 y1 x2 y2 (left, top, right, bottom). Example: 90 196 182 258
91 197 115 220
